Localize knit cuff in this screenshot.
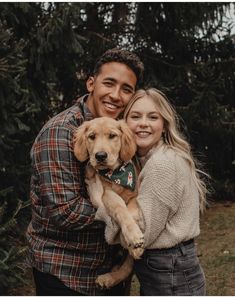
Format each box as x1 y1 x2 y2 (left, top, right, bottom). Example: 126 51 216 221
95 206 121 245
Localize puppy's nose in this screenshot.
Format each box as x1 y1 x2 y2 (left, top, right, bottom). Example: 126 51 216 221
95 151 108 162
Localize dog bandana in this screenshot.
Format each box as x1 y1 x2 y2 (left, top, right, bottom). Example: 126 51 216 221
98 161 136 191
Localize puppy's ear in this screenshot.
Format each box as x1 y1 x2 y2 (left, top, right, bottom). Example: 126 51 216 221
73 122 89 162
119 120 137 162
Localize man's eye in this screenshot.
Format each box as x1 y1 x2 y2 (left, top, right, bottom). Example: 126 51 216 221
109 133 117 139
88 133 95 140
104 82 113 87
123 88 132 94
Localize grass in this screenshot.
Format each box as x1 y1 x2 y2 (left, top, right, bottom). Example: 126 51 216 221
8 202 235 296
197 202 235 296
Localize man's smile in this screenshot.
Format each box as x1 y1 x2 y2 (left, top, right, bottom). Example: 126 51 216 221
103 101 124 111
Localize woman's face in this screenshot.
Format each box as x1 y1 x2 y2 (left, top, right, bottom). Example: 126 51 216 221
126 96 165 156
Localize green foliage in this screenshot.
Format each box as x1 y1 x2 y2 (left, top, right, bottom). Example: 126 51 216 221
0 194 29 294
131 3 235 199
0 3 89 292
0 2 234 293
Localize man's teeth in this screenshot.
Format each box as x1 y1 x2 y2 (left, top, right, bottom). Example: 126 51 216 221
104 102 119 110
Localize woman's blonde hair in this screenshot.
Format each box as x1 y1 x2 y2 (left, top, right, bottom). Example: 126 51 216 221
124 88 209 212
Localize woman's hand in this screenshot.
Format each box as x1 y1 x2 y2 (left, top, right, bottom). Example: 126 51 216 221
86 174 104 209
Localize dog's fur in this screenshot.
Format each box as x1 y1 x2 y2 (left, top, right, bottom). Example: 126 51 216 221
74 117 144 288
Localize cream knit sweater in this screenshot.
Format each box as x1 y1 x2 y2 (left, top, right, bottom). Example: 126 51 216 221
95 142 201 249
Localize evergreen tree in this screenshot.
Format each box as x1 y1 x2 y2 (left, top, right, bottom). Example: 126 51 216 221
0 3 87 291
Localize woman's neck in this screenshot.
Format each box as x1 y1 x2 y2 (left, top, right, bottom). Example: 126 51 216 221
137 148 149 157
136 139 165 167
137 139 164 157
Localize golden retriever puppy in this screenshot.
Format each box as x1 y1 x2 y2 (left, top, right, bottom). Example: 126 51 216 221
73 117 144 288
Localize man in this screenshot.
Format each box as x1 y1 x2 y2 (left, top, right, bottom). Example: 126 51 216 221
26 48 144 296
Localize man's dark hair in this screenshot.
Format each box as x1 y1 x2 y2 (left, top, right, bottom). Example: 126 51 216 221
92 48 144 85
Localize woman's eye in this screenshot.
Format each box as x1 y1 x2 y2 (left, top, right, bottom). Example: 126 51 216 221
130 115 140 119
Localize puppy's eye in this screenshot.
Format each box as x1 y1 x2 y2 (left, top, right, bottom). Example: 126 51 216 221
109 133 117 139
88 133 95 140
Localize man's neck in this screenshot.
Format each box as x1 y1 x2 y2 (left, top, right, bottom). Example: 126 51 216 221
85 94 95 117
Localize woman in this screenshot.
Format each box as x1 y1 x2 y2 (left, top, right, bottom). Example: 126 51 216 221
89 88 207 296
123 88 207 296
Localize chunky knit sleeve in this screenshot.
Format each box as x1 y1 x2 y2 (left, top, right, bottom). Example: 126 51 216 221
137 152 184 248
95 206 121 244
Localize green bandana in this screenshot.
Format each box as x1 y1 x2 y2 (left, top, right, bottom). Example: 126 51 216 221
98 161 136 191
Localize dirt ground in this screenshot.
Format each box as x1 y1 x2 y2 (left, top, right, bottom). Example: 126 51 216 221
8 202 235 296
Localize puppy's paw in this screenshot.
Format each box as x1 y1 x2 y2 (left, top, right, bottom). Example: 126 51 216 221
122 224 144 251
96 273 116 289
128 246 144 259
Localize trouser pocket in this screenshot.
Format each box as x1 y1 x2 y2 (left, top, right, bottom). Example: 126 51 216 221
134 245 206 296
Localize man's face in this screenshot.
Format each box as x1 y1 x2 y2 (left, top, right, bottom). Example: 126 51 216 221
86 62 137 119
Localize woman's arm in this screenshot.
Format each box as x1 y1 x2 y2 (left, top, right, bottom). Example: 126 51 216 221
137 154 183 247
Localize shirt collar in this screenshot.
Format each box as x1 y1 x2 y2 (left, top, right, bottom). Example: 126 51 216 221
77 94 94 121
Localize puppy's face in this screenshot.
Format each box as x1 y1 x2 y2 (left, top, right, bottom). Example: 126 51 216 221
85 117 122 170
74 117 137 170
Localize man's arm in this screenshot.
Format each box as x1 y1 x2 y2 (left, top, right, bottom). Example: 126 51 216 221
31 125 99 230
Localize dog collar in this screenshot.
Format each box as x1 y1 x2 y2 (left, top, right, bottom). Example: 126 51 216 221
98 161 136 191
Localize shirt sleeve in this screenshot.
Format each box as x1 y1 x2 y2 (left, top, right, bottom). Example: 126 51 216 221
137 155 182 248
31 125 99 230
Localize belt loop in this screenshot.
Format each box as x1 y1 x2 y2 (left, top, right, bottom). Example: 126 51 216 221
179 243 186 256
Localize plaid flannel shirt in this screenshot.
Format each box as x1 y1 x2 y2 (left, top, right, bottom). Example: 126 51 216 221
26 95 119 295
